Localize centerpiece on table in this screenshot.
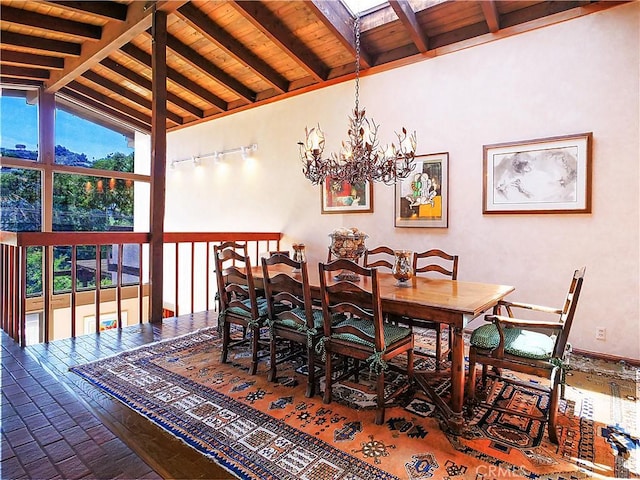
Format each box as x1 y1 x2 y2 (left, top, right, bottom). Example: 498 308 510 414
328 227 368 281
392 250 413 287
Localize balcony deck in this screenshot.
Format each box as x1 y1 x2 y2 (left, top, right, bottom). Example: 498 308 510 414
1 311 235 479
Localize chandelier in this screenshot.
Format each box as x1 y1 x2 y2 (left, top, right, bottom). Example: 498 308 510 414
299 16 417 186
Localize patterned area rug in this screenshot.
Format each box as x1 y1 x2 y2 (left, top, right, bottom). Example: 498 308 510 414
70 327 639 479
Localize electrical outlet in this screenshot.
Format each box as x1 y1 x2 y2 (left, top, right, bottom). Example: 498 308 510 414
595 327 606 341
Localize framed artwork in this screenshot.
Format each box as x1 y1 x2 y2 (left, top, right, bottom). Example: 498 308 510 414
321 176 373 214
483 132 592 214
83 312 126 334
395 152 449 228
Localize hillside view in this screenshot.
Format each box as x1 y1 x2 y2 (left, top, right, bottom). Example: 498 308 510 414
1 145 134 232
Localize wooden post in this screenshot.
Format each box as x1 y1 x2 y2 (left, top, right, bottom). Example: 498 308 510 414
149 8 167 323
39 91 55 340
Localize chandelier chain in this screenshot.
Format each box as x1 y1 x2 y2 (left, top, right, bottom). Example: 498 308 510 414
354 15 360 114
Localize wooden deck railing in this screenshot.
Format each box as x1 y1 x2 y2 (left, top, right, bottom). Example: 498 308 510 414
0 231 282 346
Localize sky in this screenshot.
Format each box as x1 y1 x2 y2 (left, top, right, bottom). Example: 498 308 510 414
0 96 133 161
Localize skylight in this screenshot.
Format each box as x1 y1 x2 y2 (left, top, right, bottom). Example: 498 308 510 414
342 0 388 16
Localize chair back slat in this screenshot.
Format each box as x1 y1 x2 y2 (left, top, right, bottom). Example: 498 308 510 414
413 249 458 279
363 246 395 270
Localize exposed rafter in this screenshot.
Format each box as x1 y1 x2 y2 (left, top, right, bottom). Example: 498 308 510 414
176 3 289 93
0 49 65 70
60 87 151 133
119 43 227 113
389 0 429 53
99 57 204 118
81 70 183 125
1 5 102 40
230 1 329 83
0 65 50 80
306 0 372 69
64 82 152 131
480 1 501 33
163 33 256 103
50 1 129 22
44 1 187 93
1 31 81 56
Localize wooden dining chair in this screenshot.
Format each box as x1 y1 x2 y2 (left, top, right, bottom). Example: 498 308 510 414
409 249 459 369
318 259 414 424
466 267 585 444
363 245 395 270
214 243 270 375
268 250 290 257
261 253 322 397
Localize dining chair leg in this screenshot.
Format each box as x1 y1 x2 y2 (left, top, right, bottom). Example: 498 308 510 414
375 370 385 425
481 364 488 389
435 329 442 370
548 367 562 444
306 345 316 398
221 321 231 364
466 353 478 403
249 325 259 375
407 349 414 382
268 333 277 382
324 351 333 404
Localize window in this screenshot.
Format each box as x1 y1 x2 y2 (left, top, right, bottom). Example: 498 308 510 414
0 89 39 161
0 167 41 231
54 105 134 169
53 173 134 231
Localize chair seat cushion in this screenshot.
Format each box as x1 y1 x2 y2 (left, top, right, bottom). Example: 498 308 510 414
227 297 286 318
274 307 324 330
332 318 412 349
470 324 555 360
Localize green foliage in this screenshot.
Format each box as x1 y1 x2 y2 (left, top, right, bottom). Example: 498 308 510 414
4 146 135 295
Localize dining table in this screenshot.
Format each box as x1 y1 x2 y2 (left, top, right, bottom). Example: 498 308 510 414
251 263 515 434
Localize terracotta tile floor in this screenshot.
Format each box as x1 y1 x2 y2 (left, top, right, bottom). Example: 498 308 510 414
1 311 233 479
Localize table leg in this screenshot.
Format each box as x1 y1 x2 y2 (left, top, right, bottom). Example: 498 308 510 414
413 321 467 435
447 325 466 433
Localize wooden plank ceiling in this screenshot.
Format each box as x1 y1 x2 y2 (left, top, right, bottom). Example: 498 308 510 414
0 0 625 134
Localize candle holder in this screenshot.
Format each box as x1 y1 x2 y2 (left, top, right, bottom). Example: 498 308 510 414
291 243 306 273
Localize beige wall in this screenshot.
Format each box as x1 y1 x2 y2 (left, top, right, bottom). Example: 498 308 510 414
165 4 640 359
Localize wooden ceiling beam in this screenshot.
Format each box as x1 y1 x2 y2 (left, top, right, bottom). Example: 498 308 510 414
81 70 183 125
389 0 429 53
0 65 50 80
229 1 328 83
164 33 255 103
44 1 185 93
119 43 226 112
100 57 204 118
0 31 81 56
0 76 44 88
0 49 65 70
49 1 129 22
306 0 372 69
60 86 151 133
176 3 289 93
1 5 102 40
65 81 152 128
480 1 501 32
